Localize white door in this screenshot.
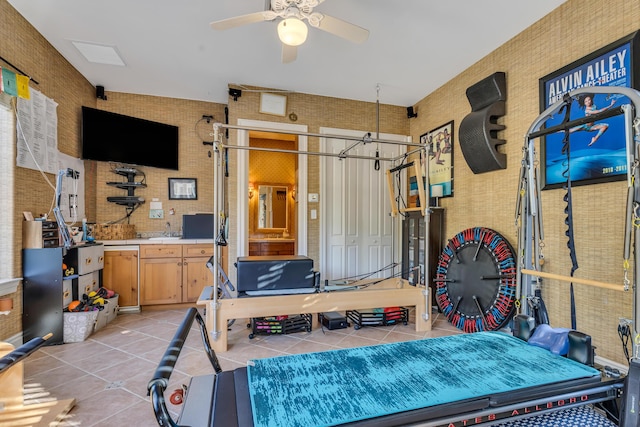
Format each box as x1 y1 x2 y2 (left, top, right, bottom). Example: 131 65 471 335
320 128 407 281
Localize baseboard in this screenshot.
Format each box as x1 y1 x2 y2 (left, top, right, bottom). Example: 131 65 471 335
4 333 23 348
595 355 629 375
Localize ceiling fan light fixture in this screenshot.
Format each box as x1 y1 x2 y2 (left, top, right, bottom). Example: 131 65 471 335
277 18 308 46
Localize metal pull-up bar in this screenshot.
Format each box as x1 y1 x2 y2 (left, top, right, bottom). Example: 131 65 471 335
214 123 425 148
521 269 625 292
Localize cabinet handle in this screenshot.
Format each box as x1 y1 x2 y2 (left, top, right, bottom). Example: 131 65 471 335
200 250 205 254
85 258 92 265
98 256 104 263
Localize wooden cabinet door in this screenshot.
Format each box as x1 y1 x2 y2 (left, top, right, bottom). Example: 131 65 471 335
139 257 182 305
103 250 139 307
182 256 213 302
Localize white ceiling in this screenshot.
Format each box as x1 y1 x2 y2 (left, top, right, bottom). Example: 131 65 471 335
8 0 566 107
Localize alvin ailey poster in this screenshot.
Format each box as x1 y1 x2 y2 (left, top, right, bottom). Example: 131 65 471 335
540 31 639 189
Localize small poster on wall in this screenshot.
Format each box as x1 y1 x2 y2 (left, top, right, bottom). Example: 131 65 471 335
420 121 454 198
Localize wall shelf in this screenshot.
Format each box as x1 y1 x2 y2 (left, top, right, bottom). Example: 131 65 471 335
0 278 21 296
107 168 146 208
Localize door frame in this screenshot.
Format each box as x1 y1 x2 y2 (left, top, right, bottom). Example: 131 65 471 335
236 119 308 257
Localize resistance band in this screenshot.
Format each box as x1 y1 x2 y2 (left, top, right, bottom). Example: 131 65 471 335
560 94 579 329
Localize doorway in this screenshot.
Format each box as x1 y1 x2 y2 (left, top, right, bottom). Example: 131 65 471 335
236 119 308 258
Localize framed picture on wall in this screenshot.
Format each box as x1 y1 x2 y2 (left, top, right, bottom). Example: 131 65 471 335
539 30 640 189
420 120 454 198
168 178 197 200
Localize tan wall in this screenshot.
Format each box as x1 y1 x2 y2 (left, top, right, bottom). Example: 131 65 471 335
92 92 227 235
410 0 640 364
1 0 96 339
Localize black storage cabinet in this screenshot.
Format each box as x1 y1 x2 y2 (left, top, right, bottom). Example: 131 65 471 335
22 244 104 345
401 208 444 306
22 247 65 344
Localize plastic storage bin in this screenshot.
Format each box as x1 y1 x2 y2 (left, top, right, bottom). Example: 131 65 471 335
346 307 409 330
94 294 119 332
249 314 312 339
63 310 99 343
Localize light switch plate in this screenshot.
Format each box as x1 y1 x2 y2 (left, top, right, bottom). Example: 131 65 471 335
308 193 319 203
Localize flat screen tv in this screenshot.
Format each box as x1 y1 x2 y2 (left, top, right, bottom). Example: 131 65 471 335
81 106 179 170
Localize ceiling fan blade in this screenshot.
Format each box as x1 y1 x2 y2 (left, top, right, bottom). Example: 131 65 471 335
282 44 298 63
210 11 276 30
315 14 369 44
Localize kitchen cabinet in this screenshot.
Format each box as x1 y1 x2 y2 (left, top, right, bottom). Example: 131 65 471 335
139 244 213 305
182 245 214 302
248 240 295 256
103 247 139 308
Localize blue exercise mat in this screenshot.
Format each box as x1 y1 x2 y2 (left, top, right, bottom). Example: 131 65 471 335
247 332 601 427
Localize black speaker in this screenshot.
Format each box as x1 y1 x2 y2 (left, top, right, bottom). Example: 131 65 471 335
407 106 417 118
459 72 507 174
96 85 107 100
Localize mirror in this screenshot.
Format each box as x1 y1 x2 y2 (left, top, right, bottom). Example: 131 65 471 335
257 185 288 230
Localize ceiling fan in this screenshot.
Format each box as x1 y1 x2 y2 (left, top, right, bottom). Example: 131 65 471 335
210 0 369 63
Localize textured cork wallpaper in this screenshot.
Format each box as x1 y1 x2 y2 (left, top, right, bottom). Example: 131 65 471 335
3 0 640 365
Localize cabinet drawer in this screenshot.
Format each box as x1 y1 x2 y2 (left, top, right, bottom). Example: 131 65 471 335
249 241 295 256
67 244 105 275
266 242 294 254
183 244 214 258
75 271 100 299
62 278 73 308
248 242 260 255
140 245 183 258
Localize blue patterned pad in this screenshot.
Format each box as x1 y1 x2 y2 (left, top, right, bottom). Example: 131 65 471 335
247 332 601 427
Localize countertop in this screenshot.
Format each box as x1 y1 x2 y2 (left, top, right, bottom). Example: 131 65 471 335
98 238 215 245
248 238 295 242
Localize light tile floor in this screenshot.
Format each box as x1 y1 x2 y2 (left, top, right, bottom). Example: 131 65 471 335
22 307 461 426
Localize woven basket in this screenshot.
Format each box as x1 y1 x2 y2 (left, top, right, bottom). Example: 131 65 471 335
92 224 136 240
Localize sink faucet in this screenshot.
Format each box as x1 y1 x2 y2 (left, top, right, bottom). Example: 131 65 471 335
164 222 171 237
